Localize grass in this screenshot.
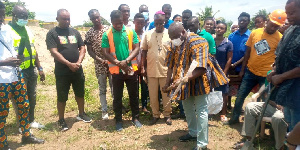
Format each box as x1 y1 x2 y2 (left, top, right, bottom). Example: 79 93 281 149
4 56 277 150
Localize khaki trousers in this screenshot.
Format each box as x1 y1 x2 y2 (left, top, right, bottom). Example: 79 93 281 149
148 77 171 118
241 102 287 150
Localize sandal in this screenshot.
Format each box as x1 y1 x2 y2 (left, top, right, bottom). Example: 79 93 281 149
220 115 228 122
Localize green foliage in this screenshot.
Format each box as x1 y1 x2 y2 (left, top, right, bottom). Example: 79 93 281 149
3 0 36 19
215 17 233 38
196 6 220 22
248 9 270 30
82 16 111 27
83 20 93 27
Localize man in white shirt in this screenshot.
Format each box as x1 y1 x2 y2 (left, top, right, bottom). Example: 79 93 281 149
0 2 44 149
118 4 134 28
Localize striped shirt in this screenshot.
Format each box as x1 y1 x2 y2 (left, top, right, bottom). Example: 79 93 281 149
165 32 229 100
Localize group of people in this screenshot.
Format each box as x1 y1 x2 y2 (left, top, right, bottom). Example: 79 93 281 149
0 0 299 150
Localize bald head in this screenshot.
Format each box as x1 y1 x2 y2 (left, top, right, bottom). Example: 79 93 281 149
139 4 148 13
187 16 200 33
56 9 70 28
12 5 28 23
57 9 69 17
169 22 184 34
189 16 199 23
154 14 165 33
168 22 185 40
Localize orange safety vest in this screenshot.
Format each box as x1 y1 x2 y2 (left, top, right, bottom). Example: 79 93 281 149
106 27 138 74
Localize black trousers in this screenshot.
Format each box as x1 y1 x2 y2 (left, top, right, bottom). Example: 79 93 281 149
139 75 149 109
112 73 139 122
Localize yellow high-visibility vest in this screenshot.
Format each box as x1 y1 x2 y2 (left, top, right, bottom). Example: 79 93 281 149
10 26 36 69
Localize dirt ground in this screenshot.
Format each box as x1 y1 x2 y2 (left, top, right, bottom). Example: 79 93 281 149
4 26 276 150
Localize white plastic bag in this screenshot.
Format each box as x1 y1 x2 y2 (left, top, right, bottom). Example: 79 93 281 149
207 89 223 114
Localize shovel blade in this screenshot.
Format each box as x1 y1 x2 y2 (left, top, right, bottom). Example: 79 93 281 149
241 141 255 150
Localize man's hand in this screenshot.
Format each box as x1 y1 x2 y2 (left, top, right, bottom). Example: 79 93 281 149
39 70 46 81
267 70 276 83
119 60 128 68
120 65 130 74
162 79 181 93
141 67 147 77
4 57 21 67
276 105 283 112
162 85 170 93
102 60 108 65
68 63 80 72
76 62 82 67
271 74 284 86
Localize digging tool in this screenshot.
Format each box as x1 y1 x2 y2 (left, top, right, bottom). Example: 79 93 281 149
166 60 199 101
241 85 275 150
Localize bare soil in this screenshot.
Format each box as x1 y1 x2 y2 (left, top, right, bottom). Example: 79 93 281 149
4 26 276 150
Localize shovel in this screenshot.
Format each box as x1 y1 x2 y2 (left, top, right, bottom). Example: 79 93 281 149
241 85 275 150
164 60 199 107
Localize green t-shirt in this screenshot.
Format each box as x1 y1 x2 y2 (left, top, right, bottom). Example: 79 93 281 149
102 25 139 65
197 29 216 55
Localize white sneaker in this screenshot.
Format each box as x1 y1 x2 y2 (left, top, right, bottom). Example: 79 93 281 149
30 121 45 129
102 112 109 120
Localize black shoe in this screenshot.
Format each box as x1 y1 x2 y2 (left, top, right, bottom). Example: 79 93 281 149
164 117 172 125
58 119 69 131
149 117 159 125
179 133 197 142
21 134 45 144
132 119 142 128
171 113 186 119
76 112 92 123
2 145 11 150
116 122 123 131
224 119 240 125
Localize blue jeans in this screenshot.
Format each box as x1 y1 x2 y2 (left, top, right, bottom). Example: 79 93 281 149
182 94 208 148
232 69 265 120
178 101 185 115
284 106 300 131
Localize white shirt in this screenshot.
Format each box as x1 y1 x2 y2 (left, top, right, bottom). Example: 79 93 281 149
126 21 134 29
136 32 146 66
0 24 18 83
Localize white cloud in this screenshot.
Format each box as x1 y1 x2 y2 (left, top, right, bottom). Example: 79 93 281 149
15 0 285 26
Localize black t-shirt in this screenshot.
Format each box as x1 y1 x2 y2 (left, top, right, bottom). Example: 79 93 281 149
46 27 84 75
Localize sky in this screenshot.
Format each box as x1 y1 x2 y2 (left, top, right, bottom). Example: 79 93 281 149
11 0 285 26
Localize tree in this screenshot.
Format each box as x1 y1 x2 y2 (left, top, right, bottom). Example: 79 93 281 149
3 0 36 19
215 17 233 38
248 9 270 30
82 16 111 27
196 6 220 22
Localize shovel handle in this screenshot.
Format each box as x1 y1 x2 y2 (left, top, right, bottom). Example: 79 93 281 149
250 86 275 143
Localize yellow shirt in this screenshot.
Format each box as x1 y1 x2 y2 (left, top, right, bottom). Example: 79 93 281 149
141 28 170 78
246 28 282 77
